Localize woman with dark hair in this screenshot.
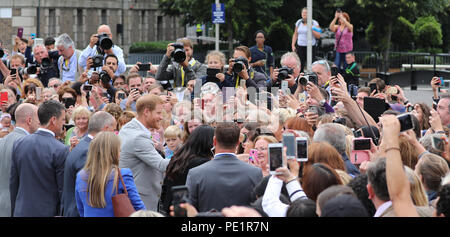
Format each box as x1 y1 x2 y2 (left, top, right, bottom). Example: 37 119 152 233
249 30 274 78
412 103 431 132
159 125 215 215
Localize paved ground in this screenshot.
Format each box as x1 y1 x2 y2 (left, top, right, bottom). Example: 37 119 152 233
403 88 435 105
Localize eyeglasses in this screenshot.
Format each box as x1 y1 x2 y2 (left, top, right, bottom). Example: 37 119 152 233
52 84 61 88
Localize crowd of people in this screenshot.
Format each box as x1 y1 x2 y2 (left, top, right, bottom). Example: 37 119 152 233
0 8 449 218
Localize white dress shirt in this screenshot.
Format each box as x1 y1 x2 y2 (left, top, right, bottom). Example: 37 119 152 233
374 201 393 217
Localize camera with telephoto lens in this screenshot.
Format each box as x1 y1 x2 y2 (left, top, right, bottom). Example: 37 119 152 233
99 71 111 85
170 43 186 63
17 66 38 75
92 55 104 68
298 72 318 86
96 33 113 54
278 66 294 81
40 57 52 71
232 56 249 74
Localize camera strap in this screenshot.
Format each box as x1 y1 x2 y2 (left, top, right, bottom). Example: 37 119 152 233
180 60 197 87
235 71 254 88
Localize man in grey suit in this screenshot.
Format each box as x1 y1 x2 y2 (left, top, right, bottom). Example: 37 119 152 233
0 103 39 217
186 122 263 212
61 111 117 217
119 94 170 211
10 100 69 217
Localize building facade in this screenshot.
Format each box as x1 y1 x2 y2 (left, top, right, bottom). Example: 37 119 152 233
0 0 186 57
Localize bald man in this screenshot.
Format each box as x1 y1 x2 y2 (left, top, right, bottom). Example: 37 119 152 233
78 24 126 75
0 103 39 216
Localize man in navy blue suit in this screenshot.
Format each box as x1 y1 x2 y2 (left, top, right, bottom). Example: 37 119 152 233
61 111 117 217
10 100 69 217
186 123 263 212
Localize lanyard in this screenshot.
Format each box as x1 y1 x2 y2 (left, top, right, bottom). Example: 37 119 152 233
236 71 254 88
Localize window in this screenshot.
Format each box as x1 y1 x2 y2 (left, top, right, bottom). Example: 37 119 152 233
101 9 107 24
49 9 56 36
157 16 163 41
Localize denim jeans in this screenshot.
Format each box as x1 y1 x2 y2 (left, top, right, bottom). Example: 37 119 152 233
334 51 348 70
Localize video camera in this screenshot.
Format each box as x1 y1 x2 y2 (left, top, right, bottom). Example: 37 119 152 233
298 72 318 86
232 56 249 74
171 43 186 63
278 66 294 81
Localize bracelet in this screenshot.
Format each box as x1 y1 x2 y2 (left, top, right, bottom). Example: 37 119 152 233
285 178 297 185
385 147 400 153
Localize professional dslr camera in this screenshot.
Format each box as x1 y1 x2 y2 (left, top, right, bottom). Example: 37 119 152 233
96 33 113 54
232 56 249 74
92 55 104 68
298 72 318 86
40 57 52 72
171 43 186 63
99 71 111 85
277 66 294 81
15 66 38 75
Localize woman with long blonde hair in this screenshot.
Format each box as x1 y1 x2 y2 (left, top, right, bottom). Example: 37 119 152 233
75 132 145 217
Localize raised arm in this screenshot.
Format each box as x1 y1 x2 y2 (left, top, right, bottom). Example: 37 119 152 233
380 115 419 217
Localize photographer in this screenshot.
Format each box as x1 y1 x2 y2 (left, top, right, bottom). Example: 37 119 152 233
78 25 126 75
156 38 206 89
267 52 302 94
28 44 60 87
55 33 83 82
224 46 267 89
3 54 27 97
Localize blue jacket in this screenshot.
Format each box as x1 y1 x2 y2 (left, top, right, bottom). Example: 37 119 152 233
342 154 360 177
10 129 69 217
75 168 146 217
61 136 92 217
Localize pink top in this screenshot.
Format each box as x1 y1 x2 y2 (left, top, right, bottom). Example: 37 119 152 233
335 27 353 53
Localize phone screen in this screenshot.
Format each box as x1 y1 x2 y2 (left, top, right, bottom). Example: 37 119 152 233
397 113 414 132
138 64 151 71
296 139 308 162
269 145 283 172
283 134 296 159
36 87 42 100
369 83 377 94
354 138 371 151
432 136 445 151
171 186 188 217
331 67 339 77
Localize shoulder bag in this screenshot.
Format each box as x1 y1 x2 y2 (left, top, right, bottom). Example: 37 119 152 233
111 167 136 217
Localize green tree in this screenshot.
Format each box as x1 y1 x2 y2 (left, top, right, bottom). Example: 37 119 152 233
158 0 283 52
351 0 445 70
415 16 443 53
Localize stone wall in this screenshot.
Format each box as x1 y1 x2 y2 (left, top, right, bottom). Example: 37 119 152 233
0 0 186 57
